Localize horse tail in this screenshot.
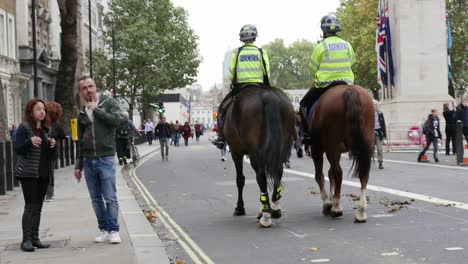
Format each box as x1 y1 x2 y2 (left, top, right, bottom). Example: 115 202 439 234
344 88 372 178
262 91 284 187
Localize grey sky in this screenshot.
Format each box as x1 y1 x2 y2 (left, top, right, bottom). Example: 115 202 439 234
171 0 341 90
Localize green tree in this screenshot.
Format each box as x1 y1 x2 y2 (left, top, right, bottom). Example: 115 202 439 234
92 0 201 118
262 39 314 89
447 0 468 96
336 0 378 96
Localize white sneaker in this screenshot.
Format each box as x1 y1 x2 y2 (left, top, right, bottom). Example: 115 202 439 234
221 156 226 161
94 230 109 243
108 231 121 244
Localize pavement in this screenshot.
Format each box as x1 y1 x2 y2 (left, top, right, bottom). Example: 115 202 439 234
0 143 167 264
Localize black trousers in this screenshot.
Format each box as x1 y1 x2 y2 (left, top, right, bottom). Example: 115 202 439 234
116 138 130 159
20 179 49 205
299 86 331 113
445 129 456 154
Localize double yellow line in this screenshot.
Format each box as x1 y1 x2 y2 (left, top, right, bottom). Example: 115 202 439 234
130 152 214 264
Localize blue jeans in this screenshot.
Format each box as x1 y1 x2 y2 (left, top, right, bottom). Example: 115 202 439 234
83 156 120 232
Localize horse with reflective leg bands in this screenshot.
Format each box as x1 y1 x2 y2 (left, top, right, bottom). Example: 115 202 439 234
307 84 374 223
224 84 295 228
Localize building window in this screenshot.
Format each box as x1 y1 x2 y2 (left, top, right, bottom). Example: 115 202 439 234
0 11 6 56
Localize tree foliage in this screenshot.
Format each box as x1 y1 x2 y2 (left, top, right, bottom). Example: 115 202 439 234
262 39 314 89
336 0 378 95
447 0 468 96
91 0 201 117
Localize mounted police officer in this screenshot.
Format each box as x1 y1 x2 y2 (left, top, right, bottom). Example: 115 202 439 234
299 14 356 143
212 24 270 149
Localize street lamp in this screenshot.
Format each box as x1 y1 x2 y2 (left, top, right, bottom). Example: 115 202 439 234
31 0 38 97
88 0 93 77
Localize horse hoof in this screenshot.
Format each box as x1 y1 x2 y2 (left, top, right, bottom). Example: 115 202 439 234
271 209 282 219
258 218 272 228
330 210 343 218
322 204 332 216
354 213 367 223
256 212 263 220
233 208 246 216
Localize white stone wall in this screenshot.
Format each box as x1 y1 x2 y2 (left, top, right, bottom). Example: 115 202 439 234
190 104 214 128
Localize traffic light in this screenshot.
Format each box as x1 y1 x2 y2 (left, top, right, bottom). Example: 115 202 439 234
157 102 165 114
213 111 218 119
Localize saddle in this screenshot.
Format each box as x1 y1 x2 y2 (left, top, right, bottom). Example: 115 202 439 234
307 81 349 123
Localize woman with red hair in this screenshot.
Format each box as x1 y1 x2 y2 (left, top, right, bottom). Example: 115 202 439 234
14 99 56 252
45 102 65 201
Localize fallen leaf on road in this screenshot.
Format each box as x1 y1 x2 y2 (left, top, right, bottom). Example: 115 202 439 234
225 194 233 197
310 247 320 251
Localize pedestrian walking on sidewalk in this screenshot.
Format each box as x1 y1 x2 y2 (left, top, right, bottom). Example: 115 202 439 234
418 108 442 163
74 76 122 244
155 116 171 161
116 111 140 166
144 119 155 145
373 100 387 169
14 98 56 252
45 102 65 201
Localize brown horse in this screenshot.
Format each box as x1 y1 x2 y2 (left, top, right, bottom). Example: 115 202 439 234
223 84 295 227
307 85 374 223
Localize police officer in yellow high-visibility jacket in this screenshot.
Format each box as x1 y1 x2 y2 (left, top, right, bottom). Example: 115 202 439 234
299 14 355 143
212 24 270 149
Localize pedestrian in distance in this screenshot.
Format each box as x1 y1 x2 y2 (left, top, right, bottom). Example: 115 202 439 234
182 121 191 146
418 108 442 163
14 98 56 252
373 100 387 169
74 76 122 244
174 120 181 146
194 121 202 142
116 111 140 166
456 94 468 145
443 102 456 155
44 102 65 201
155 116 171 161
144 119 155 145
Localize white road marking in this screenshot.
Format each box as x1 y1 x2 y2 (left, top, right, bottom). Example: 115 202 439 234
384 159 468 171
244 158 468 212
370 214 393 218
445 247 464 251
381 252 399 256
310 259 331 263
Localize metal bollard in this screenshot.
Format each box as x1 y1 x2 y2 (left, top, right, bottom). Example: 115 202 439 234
65 137 70 166
5 141 13 191
456 121 464 165
59 138 65 168
0 141 6 195
13 148 18 187
70 138 75 165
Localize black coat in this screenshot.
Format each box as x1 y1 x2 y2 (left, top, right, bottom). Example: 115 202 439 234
424 114 442 139
443 109 456 133
375 111 387 139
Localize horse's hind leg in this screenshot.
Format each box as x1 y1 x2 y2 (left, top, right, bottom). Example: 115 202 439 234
271 166 284 219
355 162 370 223
328 158 343 218
232 154 246 216
251 156 272 228
312 151 332 215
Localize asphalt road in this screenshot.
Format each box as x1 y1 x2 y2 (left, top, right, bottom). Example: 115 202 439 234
135 135 468 264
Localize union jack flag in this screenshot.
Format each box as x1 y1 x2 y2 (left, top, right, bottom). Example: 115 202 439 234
376 0 395 88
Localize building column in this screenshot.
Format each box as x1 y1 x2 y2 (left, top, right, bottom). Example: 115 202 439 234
381 0 452 143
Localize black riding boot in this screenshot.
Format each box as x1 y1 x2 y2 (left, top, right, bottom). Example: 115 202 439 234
213 114 226 149
31 204 50 249
300 107 312 144
21 204 35 252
